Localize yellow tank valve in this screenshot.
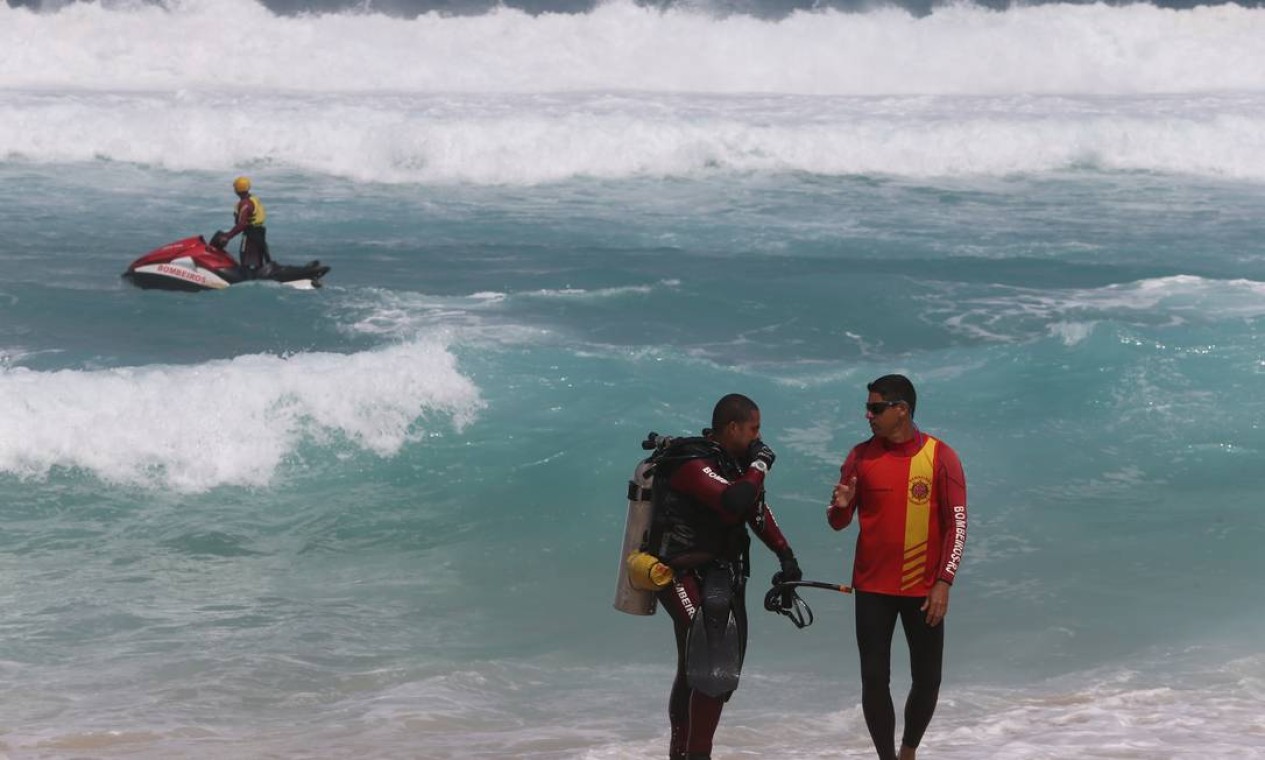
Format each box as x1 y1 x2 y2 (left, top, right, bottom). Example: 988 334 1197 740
626 552 674 591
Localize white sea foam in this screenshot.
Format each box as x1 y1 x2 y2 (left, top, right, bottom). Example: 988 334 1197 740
0 340 484 491
0 346 50 367
1048 320 1096 346
4 2 1265 183
333 288 552 345
521 282 665 299
4 88 1265 183
937 275 1265 344
4 1 1265 95
296 654 1265 760
694 656 1265 760
332 282 675 344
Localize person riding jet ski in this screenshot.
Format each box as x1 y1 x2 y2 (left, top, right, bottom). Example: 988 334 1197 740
211 176 273 279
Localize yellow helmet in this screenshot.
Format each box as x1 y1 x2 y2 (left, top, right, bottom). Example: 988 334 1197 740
232 176 252 193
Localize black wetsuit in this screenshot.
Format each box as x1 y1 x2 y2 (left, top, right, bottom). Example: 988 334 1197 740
855 591 944 759
659 570 745 760
240 226 271 278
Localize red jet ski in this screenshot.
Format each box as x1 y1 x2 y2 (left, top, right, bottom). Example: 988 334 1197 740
122 234 331 291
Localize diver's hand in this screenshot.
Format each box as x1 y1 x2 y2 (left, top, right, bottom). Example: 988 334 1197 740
772 551 801 586
748 439 776 473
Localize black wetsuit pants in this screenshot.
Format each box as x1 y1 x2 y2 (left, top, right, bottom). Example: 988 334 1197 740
855 590 944 760
240 226 271 277
659 567 747 760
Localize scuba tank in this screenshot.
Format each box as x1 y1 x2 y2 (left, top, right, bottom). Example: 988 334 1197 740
613 458 662 616
613 433 679 616
613 431 728 616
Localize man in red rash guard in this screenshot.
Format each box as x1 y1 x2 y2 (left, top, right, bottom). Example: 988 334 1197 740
653 393 802 760
827 374 967 760
215 176 272 278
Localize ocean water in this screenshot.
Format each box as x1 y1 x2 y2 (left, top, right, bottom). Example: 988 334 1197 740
3 1 1265 758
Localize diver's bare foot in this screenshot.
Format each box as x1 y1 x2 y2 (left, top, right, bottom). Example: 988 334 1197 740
898 745 916 760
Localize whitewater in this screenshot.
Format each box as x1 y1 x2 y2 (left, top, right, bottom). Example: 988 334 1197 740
2 0 1264 758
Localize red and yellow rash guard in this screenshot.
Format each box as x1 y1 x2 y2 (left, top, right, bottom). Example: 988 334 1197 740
829 432 966 596
226 196 266 239
235 195 266 227
668 458 791 556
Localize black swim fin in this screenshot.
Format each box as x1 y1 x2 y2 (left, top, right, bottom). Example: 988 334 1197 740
685 567 743 698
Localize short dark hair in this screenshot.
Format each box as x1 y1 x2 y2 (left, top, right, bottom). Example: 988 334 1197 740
867 374 916 418
712 393 758 431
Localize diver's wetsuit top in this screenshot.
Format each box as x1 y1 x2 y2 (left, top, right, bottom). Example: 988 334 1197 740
830 431 966 595
655 445 791 759
664 457 791 561
829 429 967 757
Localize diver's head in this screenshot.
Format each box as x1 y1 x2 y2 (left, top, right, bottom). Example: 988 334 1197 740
711 393 761 460
233 176 252 195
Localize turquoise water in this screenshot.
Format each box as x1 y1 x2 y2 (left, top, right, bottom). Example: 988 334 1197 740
3 1 1265 758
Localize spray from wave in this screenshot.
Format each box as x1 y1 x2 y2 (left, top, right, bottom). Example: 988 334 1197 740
3 0 1265 94
5 1 1265 182
0 340 483 491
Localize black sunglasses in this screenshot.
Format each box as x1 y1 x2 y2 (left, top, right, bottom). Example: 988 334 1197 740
865 400 904 415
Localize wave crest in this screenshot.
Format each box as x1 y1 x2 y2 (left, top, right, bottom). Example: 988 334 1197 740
3 1 1265 95
0 340 484 492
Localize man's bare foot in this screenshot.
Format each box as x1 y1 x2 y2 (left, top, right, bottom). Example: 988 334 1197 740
898 745 916 760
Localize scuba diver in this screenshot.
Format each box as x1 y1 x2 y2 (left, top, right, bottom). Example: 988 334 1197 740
212 176 272 279
651 393 803 760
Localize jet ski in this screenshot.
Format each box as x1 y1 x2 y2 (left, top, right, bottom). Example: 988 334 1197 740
122 234 331 291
